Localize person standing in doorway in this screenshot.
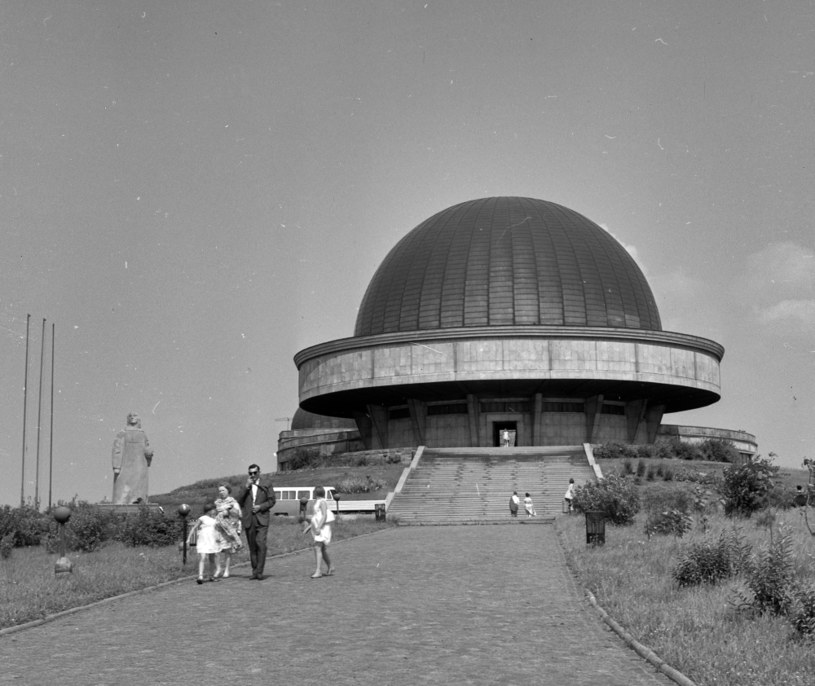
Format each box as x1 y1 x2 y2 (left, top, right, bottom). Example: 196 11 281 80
237 464 275 580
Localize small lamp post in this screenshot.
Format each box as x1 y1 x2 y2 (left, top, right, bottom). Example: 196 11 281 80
53 506 73 575
177 504 191 566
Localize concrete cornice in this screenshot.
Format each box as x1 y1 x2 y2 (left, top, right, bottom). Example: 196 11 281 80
294 326 724 368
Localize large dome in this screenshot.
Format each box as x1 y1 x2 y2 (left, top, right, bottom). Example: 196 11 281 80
355 197 661 337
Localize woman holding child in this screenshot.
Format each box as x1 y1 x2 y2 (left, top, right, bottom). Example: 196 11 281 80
214 484 242 578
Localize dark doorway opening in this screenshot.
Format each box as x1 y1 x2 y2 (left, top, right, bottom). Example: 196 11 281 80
494 422 518 447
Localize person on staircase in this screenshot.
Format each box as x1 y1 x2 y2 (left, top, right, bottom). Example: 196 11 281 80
523 492 536 517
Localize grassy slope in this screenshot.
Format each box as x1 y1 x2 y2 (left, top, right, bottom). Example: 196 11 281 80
150 463 405 510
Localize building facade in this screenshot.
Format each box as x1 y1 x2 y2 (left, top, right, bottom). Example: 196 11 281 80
292 197 747 454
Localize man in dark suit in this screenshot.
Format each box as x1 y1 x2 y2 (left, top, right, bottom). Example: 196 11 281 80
237 463 276 580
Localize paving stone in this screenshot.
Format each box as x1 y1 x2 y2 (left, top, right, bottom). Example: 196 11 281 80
0 525 674 686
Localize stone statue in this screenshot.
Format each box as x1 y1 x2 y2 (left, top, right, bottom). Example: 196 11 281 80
111 412 154 505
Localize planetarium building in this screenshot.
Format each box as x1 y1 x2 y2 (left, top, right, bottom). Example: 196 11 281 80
293 197 729 452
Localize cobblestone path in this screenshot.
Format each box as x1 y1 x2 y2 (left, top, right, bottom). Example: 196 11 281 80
0 525 674 685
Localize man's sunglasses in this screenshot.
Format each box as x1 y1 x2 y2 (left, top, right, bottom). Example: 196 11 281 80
248 471 259 476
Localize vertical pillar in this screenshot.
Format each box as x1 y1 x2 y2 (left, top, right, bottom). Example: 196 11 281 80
532 393 543 446
644 403 665 444
353 411 373 450
366 404 389 449
585 394 604 444
407 398 426 446
625 399 647 443
466 394 480 446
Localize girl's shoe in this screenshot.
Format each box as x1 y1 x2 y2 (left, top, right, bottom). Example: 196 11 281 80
223 570 230 578
311 572 323 579
196 577 204 585
326 567 335 576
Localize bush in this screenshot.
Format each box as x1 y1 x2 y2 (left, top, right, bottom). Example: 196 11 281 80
45 503 121 553
593 442 638 460
0 505 49 547
673 441 703 461
336 475 386 494
115 506 179 547
645 509 693 538
673 529 750 587
789 585 815 637
698 438 739 464
0 533 13 559
572 474 640 525
734 527 797 616
720 456 778 518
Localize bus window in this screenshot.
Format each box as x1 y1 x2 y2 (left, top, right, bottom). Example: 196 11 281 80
296 490 310 500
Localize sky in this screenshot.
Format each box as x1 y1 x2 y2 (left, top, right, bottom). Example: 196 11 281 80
1 1 813 507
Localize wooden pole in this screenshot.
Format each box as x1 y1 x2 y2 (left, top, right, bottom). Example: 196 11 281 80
34 318 46 511
48 323 55 511
20 314 30 508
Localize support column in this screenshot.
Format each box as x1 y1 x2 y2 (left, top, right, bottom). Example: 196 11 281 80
365 404 389 449
466 394 480 446
353 411 373 451
585 394 604 444
533 393 543 446
407 399 427 446
625 399 647 443
644 403 665 444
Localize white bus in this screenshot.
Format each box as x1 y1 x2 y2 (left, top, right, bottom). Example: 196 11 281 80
270 486 337 517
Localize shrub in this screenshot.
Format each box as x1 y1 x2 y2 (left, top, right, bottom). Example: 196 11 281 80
645 509 693 538
0 533 13 559
636 460 647 478
720 456 778 518
45 503 121 553
572 474 640 525
336 475 386 494
698 438 739 464
673 529 750 587
115 506 179 547
636 444 656 459
0 505 49 547
789 585 815 637
673 441 703 461
733 526 797 616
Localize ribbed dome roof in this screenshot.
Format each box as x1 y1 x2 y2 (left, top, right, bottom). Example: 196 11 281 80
354 197 662 337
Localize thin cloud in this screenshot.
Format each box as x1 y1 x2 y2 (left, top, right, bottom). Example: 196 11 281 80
740 242 815 330
758 299 815 328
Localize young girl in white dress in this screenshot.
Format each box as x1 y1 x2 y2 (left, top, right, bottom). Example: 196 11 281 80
187 502 224 583
304 486 335 578
523 492 536 517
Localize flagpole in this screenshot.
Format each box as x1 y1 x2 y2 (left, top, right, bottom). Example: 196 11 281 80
20 314 30 508
35 318 46 511
48 323 55 511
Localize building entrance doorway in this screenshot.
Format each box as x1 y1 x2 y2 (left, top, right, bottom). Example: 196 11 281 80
494 422 517 447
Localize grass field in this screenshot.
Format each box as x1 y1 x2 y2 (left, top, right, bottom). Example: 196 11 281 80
558 502 815 686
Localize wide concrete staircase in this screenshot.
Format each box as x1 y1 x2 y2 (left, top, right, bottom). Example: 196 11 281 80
387 446 598 524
